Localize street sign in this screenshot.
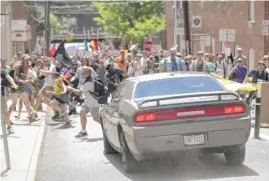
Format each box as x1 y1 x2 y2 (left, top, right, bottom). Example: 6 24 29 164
262 20 269 36
227 29 235 42
219 29 227 42
219 29 235 42
263 20 269 26
224 41 232 47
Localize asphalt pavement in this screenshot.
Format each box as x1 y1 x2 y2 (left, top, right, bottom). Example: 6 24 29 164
38 106 269 181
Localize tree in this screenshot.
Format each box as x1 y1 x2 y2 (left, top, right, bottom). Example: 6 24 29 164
93 1 165 45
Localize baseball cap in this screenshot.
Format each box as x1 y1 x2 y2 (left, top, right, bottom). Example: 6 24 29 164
64 72 72 81
197 51 204 55
22 54 30 59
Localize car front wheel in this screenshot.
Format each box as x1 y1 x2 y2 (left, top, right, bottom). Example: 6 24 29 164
224 146 246 165
119 131 139 173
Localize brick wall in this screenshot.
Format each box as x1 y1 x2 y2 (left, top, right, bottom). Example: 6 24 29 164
12 1 37 51
165 1 174 50
165 1 266 63
265 1 269 55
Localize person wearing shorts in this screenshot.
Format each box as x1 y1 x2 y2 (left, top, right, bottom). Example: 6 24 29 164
8 54 38 121
68 66 100 138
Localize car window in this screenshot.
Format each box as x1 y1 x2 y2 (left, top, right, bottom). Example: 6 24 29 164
134 76 224 99
113 83 127 100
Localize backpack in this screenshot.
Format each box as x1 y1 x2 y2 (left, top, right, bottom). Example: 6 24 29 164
84 76 108 104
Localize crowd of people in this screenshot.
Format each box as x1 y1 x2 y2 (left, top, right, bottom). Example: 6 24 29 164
1 46 269 137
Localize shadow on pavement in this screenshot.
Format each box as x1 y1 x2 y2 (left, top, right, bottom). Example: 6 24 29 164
1 168 10 177
82 137 103 142
105 152 259 181
55 123 75 129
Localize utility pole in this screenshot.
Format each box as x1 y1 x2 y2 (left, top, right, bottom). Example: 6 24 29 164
45 1 50 56
183 1 191 55
173 0 177 48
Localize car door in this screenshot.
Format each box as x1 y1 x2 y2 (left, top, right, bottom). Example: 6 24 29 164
108 83 128 148
102 84 123 141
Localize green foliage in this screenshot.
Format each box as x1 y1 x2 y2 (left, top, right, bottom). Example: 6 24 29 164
93 1 165 43
50 13 62 32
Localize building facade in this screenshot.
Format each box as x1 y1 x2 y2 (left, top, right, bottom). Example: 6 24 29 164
165 1 269 70
1 1 37 62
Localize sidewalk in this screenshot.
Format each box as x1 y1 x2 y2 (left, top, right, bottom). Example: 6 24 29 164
0 101 49 181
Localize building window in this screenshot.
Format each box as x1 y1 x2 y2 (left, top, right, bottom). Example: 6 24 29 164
248 0 255 22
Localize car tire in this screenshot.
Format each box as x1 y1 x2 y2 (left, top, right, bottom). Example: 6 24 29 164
224 146 246 165
119 131 139 173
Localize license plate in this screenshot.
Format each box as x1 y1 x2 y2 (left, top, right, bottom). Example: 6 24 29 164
183 134 205 145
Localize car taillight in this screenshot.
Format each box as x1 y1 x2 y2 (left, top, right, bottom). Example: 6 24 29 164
134 104 245 122
134 112 157 122
224 104 245 114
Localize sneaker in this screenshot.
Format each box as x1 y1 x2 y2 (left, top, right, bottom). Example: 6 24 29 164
68 109 77 116
52 112 59 120
75 131 88 138
7 126 14 134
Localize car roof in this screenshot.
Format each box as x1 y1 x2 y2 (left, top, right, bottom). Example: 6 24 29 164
126 72 212 83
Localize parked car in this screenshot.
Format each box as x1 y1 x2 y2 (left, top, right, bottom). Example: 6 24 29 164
99 72 251 173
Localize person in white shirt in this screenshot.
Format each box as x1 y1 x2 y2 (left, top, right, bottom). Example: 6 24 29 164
133 53 146 76
68 66 100 137
34 56 56 112
215 54 227 78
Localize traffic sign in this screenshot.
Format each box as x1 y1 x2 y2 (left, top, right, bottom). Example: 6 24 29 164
227 29 235 42
219 29 227 42
224 41 232 47
262 20 269 36
219 29 235 42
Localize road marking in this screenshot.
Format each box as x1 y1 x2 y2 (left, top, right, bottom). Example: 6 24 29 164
260 134 269 141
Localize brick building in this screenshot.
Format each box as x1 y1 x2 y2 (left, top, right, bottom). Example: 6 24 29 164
1 1 37 62
165 1 269 70
12 1 37 54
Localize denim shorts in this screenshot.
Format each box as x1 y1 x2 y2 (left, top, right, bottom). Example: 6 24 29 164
24 85 32 94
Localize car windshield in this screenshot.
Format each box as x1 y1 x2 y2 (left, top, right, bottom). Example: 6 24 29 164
134 76 224 99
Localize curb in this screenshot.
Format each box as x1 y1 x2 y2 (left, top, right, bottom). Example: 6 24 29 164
25 111 48 181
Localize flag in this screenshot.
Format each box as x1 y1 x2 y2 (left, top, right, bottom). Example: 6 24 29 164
40 48 45 56
53 40 72 67
84 38 88 51
49 44 56 57
89 39 98 52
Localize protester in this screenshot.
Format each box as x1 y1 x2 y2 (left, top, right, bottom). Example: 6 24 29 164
161 48 186 72
228 57 247 83
67 66 101 137
190 51 210 73
1 57 18 133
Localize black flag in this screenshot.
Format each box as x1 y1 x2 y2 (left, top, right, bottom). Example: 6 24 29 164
53 40 72 67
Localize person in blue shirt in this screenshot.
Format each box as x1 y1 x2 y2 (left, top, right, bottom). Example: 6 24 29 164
161 49 186 72
246 60 268 83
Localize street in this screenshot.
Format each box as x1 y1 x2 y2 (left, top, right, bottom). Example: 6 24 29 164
38 107 269 181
